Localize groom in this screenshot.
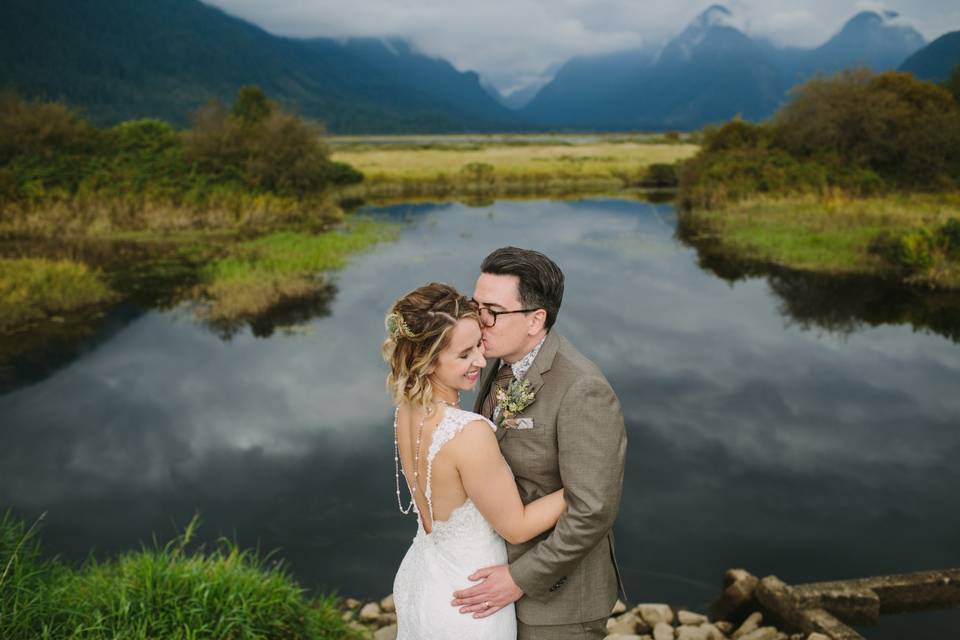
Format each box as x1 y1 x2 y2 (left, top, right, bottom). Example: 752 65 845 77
452 246 627 639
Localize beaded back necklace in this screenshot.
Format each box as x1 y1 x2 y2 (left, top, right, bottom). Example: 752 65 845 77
394 395 460 515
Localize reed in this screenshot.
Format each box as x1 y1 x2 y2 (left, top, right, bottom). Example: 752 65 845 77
195 219 398 323
0 257 118 331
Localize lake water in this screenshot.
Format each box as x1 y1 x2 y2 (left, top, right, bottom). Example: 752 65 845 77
2 197 958 638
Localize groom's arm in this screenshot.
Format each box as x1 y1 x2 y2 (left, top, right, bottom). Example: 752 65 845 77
507 375 627 600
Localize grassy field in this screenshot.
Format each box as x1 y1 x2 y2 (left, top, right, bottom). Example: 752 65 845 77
681 193 960 288
331 135 698 198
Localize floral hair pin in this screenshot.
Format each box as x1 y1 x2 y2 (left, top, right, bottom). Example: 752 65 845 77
387 312 416 339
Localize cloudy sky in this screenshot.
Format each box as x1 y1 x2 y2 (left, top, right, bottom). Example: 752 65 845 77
205 0 960 95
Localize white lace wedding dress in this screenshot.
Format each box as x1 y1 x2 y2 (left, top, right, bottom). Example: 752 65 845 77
392 405 517 639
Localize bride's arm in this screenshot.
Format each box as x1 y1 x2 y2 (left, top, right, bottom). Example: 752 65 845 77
453 421 565 545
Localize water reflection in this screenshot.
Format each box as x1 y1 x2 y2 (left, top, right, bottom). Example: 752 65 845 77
1 198 958 639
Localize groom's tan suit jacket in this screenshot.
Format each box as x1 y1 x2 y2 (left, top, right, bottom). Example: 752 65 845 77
473 330 627 626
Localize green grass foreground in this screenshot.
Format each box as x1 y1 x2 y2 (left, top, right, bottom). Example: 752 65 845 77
0 512 363 640
0 258 118 331
681 194 960 288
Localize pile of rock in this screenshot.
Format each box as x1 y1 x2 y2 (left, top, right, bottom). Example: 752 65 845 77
603 601 829 640
342 566 837 640
340 594 398 639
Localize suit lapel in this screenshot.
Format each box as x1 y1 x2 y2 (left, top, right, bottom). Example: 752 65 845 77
521 331 560 399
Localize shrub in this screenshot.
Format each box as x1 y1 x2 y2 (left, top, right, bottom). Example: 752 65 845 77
935 218 960 258
325 161 364 186
773 69 960 188
460 162 495 183
643 163 678 187
868 229 934 271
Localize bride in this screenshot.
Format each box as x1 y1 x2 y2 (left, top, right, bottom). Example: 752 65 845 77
382 282 566 640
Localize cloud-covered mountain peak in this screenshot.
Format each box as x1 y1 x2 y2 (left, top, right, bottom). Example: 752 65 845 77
656 4 750 64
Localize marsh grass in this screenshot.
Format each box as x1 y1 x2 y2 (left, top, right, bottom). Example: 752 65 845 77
195 219 398 323
0 257 118 331
0 511 362 640
682 193 960 287
332 141 697 198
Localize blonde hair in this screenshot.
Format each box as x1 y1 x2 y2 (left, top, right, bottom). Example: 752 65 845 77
382 282 480 413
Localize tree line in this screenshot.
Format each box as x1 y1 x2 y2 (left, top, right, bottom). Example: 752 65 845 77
0 85 362 208
677 65 960 210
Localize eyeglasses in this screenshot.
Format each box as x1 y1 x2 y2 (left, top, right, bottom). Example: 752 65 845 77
477 305 540 327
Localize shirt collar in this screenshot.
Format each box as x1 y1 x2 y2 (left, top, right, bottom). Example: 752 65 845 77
508 334 548 381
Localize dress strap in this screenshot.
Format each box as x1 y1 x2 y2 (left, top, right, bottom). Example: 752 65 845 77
424 406 495 524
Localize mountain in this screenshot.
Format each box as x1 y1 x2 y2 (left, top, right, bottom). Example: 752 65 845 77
0 0 525 132
521 48 657 127
521 6 927 131
522 5 783 130
795 11 926 80
899 31 960 81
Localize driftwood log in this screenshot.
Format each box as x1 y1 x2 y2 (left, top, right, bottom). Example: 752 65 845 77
715 567 960 640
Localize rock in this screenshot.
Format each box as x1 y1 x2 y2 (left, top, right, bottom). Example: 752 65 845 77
378 612 397 626
738 627 786 640
345 597 361 609
603 635 646 640
638 603 675 626
380 593 396 613
341 611 353 622
678 610 709 626
613 599 629 615
724 568 755 586
676 625 707 640
699 623 726 640
653 621 676 640
608 612 640 635
732 612 763 639
714 570 759 620
715 621 734 634
806 635 831 640
374 623 398 640
359 602 382 622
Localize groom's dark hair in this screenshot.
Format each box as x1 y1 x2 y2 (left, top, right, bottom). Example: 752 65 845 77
481 247 564 330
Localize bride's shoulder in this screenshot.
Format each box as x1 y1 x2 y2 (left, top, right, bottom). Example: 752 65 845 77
445 406 496 433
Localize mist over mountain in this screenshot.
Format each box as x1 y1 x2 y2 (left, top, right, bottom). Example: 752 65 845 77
521 5 929 130
0 0 525 132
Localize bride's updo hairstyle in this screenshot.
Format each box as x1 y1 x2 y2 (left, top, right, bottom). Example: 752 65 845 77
382 282 480 413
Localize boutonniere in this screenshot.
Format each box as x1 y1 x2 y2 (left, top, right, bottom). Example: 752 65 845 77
495 378 536 429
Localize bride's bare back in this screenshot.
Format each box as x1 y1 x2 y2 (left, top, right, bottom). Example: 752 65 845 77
396 403 564 544
396 402 470 532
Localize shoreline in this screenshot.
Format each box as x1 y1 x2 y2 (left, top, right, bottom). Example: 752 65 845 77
677 194 960 291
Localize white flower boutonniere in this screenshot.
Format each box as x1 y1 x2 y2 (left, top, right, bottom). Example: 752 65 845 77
495 378 536 429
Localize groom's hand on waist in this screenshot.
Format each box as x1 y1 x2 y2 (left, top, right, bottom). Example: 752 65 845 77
450 564 523 619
